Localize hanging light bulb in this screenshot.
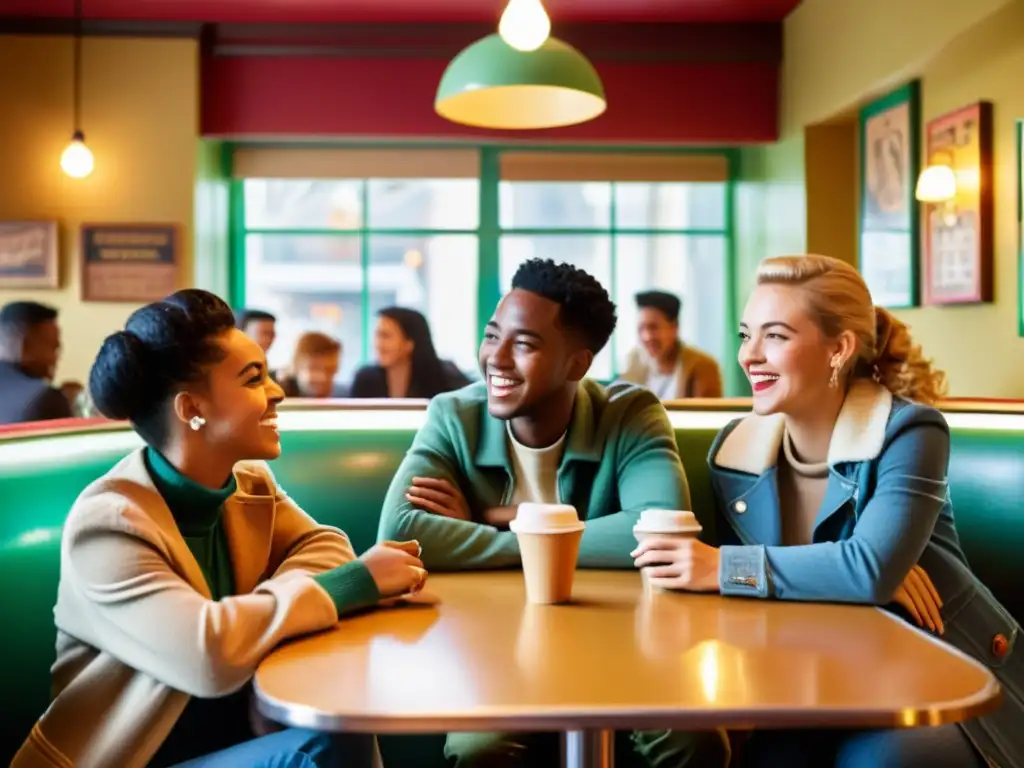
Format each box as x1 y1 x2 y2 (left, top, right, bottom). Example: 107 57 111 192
61 130 94 179
499 0 551 52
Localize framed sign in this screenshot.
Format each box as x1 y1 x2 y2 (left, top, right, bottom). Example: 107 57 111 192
922 101 994 305
81 223 180 303
858 82 920 309
0 221 59 289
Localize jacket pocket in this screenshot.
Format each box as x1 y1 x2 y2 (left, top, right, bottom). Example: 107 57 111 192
943 589 1024 768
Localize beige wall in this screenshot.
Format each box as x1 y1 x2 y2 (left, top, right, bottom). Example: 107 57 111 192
805 122 857 267
751 0 1024 397
0 36 198 384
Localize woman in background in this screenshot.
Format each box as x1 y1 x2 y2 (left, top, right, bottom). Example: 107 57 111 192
632 254 1021 767
350 307 469 400
277 331 342 399
13 289 426 768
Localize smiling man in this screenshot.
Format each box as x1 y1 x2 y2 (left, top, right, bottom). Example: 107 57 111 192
376 259 727 768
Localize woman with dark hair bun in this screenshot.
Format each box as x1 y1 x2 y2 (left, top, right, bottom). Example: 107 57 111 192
350 306 470 400
13 289 427 768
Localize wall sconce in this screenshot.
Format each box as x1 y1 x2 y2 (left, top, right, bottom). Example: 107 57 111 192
915 155 957 226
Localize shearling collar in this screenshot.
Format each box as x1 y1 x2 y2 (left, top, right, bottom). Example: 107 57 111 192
713 379 894 475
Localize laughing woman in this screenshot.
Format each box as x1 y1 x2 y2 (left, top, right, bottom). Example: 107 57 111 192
632 255 1023 767
13 290 427 768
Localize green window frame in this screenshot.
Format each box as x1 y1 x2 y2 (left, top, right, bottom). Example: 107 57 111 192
228 145 741 392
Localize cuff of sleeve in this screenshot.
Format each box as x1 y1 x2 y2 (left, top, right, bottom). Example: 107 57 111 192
718 545 771 598
312 561 381 618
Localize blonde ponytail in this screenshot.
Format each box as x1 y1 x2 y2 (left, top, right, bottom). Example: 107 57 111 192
872 307 946 406
756 255 947 405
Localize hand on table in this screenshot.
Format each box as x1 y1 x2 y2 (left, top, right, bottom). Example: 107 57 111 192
406 477 470 521
631 537 721 592
359 540 427 598
892 564 944 634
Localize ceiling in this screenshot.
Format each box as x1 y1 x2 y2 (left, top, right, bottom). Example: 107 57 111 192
0 0 802 24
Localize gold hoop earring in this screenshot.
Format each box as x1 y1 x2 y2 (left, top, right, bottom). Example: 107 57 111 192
828 356 841 389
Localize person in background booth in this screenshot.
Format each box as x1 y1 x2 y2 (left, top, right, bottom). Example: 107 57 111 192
0 300 72 425
277 331 343 399
12 289 427 768
632 254 1022 767
236 308 277 354
377 259 728 768
620 290 723 400
350 306 470 400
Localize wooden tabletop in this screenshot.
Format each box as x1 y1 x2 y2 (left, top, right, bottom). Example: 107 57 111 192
255 571 1001 733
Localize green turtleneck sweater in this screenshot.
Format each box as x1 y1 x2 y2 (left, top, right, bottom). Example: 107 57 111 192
144 448 380 766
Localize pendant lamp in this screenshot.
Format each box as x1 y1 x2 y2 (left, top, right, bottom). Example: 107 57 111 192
435 34 606 130
61 0 94 178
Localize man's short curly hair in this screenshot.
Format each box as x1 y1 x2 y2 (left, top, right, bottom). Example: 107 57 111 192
510 258 617 353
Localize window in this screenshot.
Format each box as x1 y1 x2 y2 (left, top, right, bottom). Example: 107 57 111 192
498 180 729 380
235 149 734 391
242 178 480 383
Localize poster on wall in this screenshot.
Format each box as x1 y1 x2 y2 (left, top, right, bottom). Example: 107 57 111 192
0 221 59 289
858 82 920 309
922 101 994 305
81 223 179 303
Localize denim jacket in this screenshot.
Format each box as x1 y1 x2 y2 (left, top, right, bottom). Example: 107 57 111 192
706 380 1022 767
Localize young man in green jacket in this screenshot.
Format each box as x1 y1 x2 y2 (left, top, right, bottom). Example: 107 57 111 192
377 259 728 768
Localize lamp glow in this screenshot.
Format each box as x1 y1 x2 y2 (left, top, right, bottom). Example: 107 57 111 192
915 164 956 203
60 131 94 179
499 0 551 52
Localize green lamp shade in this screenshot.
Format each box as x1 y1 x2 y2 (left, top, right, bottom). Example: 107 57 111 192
435 34 606 130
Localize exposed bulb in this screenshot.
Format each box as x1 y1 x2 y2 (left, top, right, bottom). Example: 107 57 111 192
499 0 551 52
61 131 94 179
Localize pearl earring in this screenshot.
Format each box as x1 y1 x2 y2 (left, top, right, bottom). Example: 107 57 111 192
189 416 206 432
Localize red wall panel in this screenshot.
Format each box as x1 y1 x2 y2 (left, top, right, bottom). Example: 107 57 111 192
201 54 778 144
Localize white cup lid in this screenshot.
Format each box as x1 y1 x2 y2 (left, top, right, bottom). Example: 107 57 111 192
633 508 702 534
510 503 585 534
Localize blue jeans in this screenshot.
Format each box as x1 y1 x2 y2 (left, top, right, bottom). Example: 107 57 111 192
172 729 377 768
738 725 984 768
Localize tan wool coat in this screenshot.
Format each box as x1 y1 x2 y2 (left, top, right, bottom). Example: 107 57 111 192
12 449 356 768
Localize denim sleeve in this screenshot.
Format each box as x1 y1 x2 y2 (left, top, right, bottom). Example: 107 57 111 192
719 545 770 597
719 413 950 604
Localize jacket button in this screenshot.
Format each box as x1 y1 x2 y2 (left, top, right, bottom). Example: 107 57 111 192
734 500 747 514
992 634 1010 659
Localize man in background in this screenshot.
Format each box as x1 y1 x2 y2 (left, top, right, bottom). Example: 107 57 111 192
236 308 277 354
0 301 72 425
620 290 723 400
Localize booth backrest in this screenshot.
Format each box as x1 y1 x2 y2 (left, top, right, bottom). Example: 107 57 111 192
1 404 1022 764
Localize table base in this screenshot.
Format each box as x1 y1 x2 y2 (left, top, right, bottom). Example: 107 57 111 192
564 729 614 768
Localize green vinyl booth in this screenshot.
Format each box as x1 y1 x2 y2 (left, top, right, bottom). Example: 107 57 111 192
1 400 1022 766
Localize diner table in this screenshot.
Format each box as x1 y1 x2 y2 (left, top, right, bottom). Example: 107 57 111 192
255 571 1001 768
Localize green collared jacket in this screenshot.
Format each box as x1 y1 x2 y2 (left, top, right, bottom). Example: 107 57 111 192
376 379 690 570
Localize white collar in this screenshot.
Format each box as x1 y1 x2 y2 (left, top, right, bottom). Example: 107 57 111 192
713 379 894 475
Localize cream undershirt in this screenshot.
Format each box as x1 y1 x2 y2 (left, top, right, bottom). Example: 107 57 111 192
778 430 830 546
507 422 567 505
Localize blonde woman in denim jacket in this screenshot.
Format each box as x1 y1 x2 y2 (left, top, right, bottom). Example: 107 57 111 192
632 255 1021 767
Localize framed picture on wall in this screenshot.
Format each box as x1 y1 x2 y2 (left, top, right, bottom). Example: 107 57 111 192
0 221 59 289
80 223 180 302
858 81 920 309
921 101 994 305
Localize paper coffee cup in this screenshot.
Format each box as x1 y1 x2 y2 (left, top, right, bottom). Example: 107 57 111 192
510 503 585 605
633 509 702 591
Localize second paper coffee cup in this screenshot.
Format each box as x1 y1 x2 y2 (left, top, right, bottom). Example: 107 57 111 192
633 509 702 590
510 503 585 605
